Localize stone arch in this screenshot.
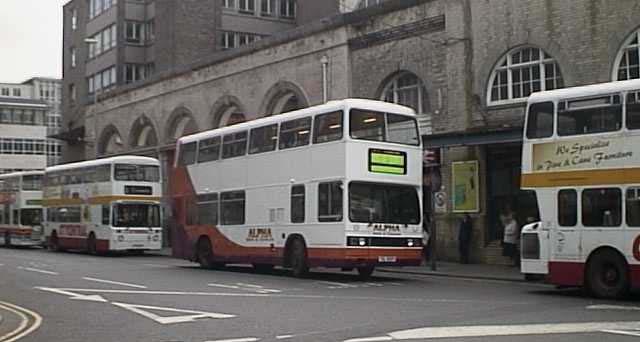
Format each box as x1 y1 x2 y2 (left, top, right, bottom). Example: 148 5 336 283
210 95 247 129
260 81 309 116
377 70 430 114
98 124 125 156
129 114 159 149
165 106 199 143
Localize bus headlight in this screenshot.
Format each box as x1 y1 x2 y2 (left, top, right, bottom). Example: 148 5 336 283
358 237 367 246
407 239 415 247
347 237 368 247
117 235 125 242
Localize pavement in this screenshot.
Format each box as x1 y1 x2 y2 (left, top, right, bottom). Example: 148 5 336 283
151 247 526 283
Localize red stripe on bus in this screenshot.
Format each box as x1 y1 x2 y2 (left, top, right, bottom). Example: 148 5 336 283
51 236 109 252
547 261 584 287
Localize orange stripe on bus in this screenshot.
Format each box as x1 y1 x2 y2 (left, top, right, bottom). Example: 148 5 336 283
521 168 640 187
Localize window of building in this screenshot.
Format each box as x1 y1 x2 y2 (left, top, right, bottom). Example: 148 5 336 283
178 141 197 166
220 191 245 225
1 88 8 96
89 0 117 20
145 20 155 42
279 117 311 149
261 0 276 15
69 84 77 104
198 136 221 163
249 124 278 154
557 95 622 136
126 21 144 44
583 188 622 227
222 0 236 8
318 181 342 222
558 189 577 227
12 88 21 97
313 111 343 144
222 131 248 159
70 47 76 68
71 8 78 30
488 46 563 105
238 0 255 13
614 29 640 81
526 101 554 139
280 0 295 18
357 0 384 8
197 193 219 225
124 64 148 84
291 185 305 223
382 72 427 114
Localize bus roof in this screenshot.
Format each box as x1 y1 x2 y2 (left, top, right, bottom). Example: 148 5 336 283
178 98 416 144
46 156 159 173
528 79 640 104
0 170 44 179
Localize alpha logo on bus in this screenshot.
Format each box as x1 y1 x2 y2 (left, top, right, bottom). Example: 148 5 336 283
247 228 274 242
370 224 401 235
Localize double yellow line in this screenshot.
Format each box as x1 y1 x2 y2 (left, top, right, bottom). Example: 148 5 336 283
0 301 42 342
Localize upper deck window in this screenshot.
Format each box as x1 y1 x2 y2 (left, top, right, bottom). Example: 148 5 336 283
249 124 278 154
114 164 160 182
222 131 248 159
198 136 221 163
526 102 554 139
626 92 640 129
313 111 343 144
279 117 311 149
350 109 419 146
557 95 622 136
22 175 42 191
178 142 197 166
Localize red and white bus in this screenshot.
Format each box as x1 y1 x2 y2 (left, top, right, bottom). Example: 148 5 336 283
43 156 162 254
172 99 424 277
0 171 44 247
521 79 640 298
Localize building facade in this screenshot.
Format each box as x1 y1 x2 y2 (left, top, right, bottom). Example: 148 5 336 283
63 0 640 263
0 78 63 174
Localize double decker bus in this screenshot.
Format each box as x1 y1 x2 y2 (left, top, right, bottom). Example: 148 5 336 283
520 79 640 298
43 156 162 254
0 171 44 247
172 99 423 277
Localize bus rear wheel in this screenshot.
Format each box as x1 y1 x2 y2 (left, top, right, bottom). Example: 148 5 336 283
586 249 629 299
289 238 308 278
197 237 221 269
4 232 11 247
357 266 375 279
86 233 97 255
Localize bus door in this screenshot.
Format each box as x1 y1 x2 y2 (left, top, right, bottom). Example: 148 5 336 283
552 188 581 262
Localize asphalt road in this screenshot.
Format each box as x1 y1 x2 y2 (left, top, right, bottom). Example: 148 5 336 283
1 247 640 342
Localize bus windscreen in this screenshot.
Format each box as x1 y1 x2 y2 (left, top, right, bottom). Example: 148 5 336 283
349 182 420 224
113 203 160 227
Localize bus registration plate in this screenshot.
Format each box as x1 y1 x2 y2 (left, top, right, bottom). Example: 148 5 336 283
378 256 397 263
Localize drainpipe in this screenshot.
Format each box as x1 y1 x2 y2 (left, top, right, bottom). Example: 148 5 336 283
321 55 329 103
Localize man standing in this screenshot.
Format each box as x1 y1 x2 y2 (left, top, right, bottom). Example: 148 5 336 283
458 214 472 264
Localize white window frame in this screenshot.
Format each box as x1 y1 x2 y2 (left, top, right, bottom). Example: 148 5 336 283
71 8 77 30
70 47 77 68
613 29 640 81
381 72 426 114
261 0 276 16
487 46 563 106
238 0 255 13
125 21 144 44
280 0 295 18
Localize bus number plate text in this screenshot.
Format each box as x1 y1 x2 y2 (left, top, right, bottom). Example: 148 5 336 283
378 256 397 263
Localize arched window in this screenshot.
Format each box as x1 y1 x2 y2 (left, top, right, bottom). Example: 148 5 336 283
98 126 124 156
215 104 246 128
614 29 640 81
167 109 198 142
487 46 563 105
262 81 309 116
130 116 158 149
381 72 428 114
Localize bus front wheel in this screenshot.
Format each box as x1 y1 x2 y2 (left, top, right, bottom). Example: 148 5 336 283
357 266 375 279
86 233 97 255
197 237 221 269
289 238 308 278
586 249 629 299
49 232 64 252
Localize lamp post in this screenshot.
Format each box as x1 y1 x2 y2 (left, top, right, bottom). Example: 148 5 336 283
320 55 329 103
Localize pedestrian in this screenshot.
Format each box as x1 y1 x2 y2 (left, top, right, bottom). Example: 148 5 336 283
422 212 431 263
458 214 472 264
502 211 519 266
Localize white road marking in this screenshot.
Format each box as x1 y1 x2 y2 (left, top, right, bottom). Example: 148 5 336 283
208 283 241 290
602 329 640 337
345 321 640 341
204 338 259 342
17 266 58 275
208 283 282 294
0 300 43 342
365 283 384 287
82 277 148 289
318 281 357 289
112 302 235 324
587 304 640 311
141 263 172 268
276 335 294 339
236 283 263 288
35 287 108 302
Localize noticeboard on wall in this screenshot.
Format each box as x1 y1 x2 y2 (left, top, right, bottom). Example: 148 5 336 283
452 160 479 213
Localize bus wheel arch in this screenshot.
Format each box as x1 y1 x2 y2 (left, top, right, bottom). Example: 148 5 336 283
284 235 308 277
585 247 629 299
196 235 221 269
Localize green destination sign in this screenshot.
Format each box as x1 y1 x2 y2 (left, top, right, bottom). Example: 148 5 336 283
369 149 407 175
26 199 42 205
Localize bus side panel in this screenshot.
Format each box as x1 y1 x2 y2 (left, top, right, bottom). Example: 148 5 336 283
169 161 196 260
547 261 584 286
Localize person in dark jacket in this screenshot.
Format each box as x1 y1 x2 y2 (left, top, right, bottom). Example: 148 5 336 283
458 214 472 264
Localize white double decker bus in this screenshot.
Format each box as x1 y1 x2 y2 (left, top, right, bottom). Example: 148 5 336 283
521 79 640 298
172 99 423 277
0 171 44 247
43 156 162 254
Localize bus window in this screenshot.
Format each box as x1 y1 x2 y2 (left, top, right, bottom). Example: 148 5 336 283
197 193 219 225
102 205 110 225
291 185 305 223
582 188 621 227
318 181 342 222
349 182 419 224
115 164 160 182
626 92 640 130
558 189 577 227
526 102 554 139
350 110 385 142
22 174 42 191
249 124 278 154
387 113 420 145
313 111 343 144
279 117 311 150
113 203 160 227
626 187 640 226
198 136 221 163
558 96 622 136
20 209 42 226
220 191 245 225
178 142 197 166
95 164 111 182
222 131 248 159
13 210 18 224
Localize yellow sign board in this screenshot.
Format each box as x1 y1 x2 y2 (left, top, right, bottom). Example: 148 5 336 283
452 161 479 212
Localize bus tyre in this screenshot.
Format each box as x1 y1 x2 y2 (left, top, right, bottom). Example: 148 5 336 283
197 237 218 270
289 238 308 278
4 232 11 248
49 232 64 252
357 266 375 279
586 249 629 299
87 233 97 255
